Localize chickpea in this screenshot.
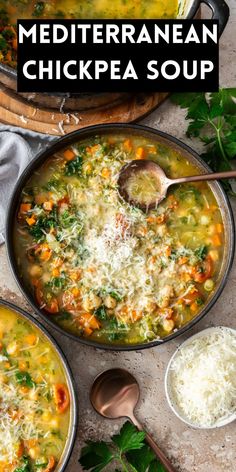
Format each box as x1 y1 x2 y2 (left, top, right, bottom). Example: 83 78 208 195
83 294 102 311
28 446 40 460
29 264 42 277
50 417 60 429
28 389 39 401
104 295 117 309
42 411 51 422
162 319 175 333
156 224 168 237
7 341 18 356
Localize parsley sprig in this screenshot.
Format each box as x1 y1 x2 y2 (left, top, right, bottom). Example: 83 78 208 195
79 421 166 472
171 89 236 195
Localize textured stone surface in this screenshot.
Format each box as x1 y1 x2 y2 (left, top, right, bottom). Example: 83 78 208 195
0 2 236 470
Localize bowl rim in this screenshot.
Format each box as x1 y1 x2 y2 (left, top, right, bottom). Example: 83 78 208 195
164 325 236 429
5 123 235 351
0 297 78 470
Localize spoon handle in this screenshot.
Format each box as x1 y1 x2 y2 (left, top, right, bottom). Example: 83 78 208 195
171 169 236 185
129 414 177 472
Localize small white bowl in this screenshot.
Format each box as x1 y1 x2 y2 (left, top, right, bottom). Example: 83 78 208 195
165 326 236 429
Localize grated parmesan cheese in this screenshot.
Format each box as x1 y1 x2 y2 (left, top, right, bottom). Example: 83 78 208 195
169 328 236 427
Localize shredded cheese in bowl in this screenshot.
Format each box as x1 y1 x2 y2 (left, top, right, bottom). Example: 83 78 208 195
165 327 236 428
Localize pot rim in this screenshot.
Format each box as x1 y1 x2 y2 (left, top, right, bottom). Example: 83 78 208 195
0 297 78 471
5 123 235 351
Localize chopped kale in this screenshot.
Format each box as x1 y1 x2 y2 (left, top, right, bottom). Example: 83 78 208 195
194 245 208 261
65 156 83 176
94 305 108 320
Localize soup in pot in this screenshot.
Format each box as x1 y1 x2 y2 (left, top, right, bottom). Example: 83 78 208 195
14 133 224 345
0 304 71 471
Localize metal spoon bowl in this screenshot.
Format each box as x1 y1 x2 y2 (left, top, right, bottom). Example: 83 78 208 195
118 159 236 211
90 368 176 472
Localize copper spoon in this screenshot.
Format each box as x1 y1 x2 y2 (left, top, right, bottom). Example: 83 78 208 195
118 159 236 211
90 368 176 472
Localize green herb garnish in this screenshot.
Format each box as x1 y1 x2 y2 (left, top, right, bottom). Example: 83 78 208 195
16 371 36 388
79 421 166 472
172 89 236 195
65 156 83 176
194 245 208 261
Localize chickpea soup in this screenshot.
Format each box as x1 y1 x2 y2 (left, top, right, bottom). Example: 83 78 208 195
0 304 71 472
14 134 224 345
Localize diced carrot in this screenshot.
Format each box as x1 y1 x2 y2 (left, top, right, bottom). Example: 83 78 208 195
19 386 29 394
43 201 54 211
53 384 70 413
71 287 80 297
84 327 93 336
12 37 17 50
70 270 82 281
4 362 11 369
165 246 171 257
101 167 111 179
178 256 188 265
52 268 60 277
146 215 165 224
0 342 2 351
135 147 146 160
26 216 36 226
190 302 198 312
19 203 32 214
25 334 37 346
44 456 56 472
63 148 75 161
212 234 221 247
130 310 142 322
79 313 101 331
90 144 100 154
35 244 52 262
24 439 37 449
123 139 132 152
17 441 24 458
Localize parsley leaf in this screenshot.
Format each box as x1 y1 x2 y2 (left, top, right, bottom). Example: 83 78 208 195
112 422 145 453
79 441 113 472
16 371 35 388
171 89 236 195
79 421 167 472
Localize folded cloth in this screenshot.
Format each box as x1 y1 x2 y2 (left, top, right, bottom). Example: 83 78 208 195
0 125 58 244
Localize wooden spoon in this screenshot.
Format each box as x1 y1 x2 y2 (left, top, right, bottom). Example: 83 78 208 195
90 368 176 472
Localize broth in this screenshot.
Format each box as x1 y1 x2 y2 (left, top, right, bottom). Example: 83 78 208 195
14 134 224 345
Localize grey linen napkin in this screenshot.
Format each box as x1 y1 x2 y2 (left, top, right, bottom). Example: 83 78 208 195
0 125 58 244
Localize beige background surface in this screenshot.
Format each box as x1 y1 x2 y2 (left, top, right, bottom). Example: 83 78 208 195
0 1 236 470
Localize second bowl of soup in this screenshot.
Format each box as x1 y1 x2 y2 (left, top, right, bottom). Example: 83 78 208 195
6 124 234 349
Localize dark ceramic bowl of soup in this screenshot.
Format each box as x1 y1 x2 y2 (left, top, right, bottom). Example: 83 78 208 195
0 298 77 472
6 124 235 350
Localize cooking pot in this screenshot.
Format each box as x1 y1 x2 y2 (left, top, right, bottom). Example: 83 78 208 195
6 123 235 351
